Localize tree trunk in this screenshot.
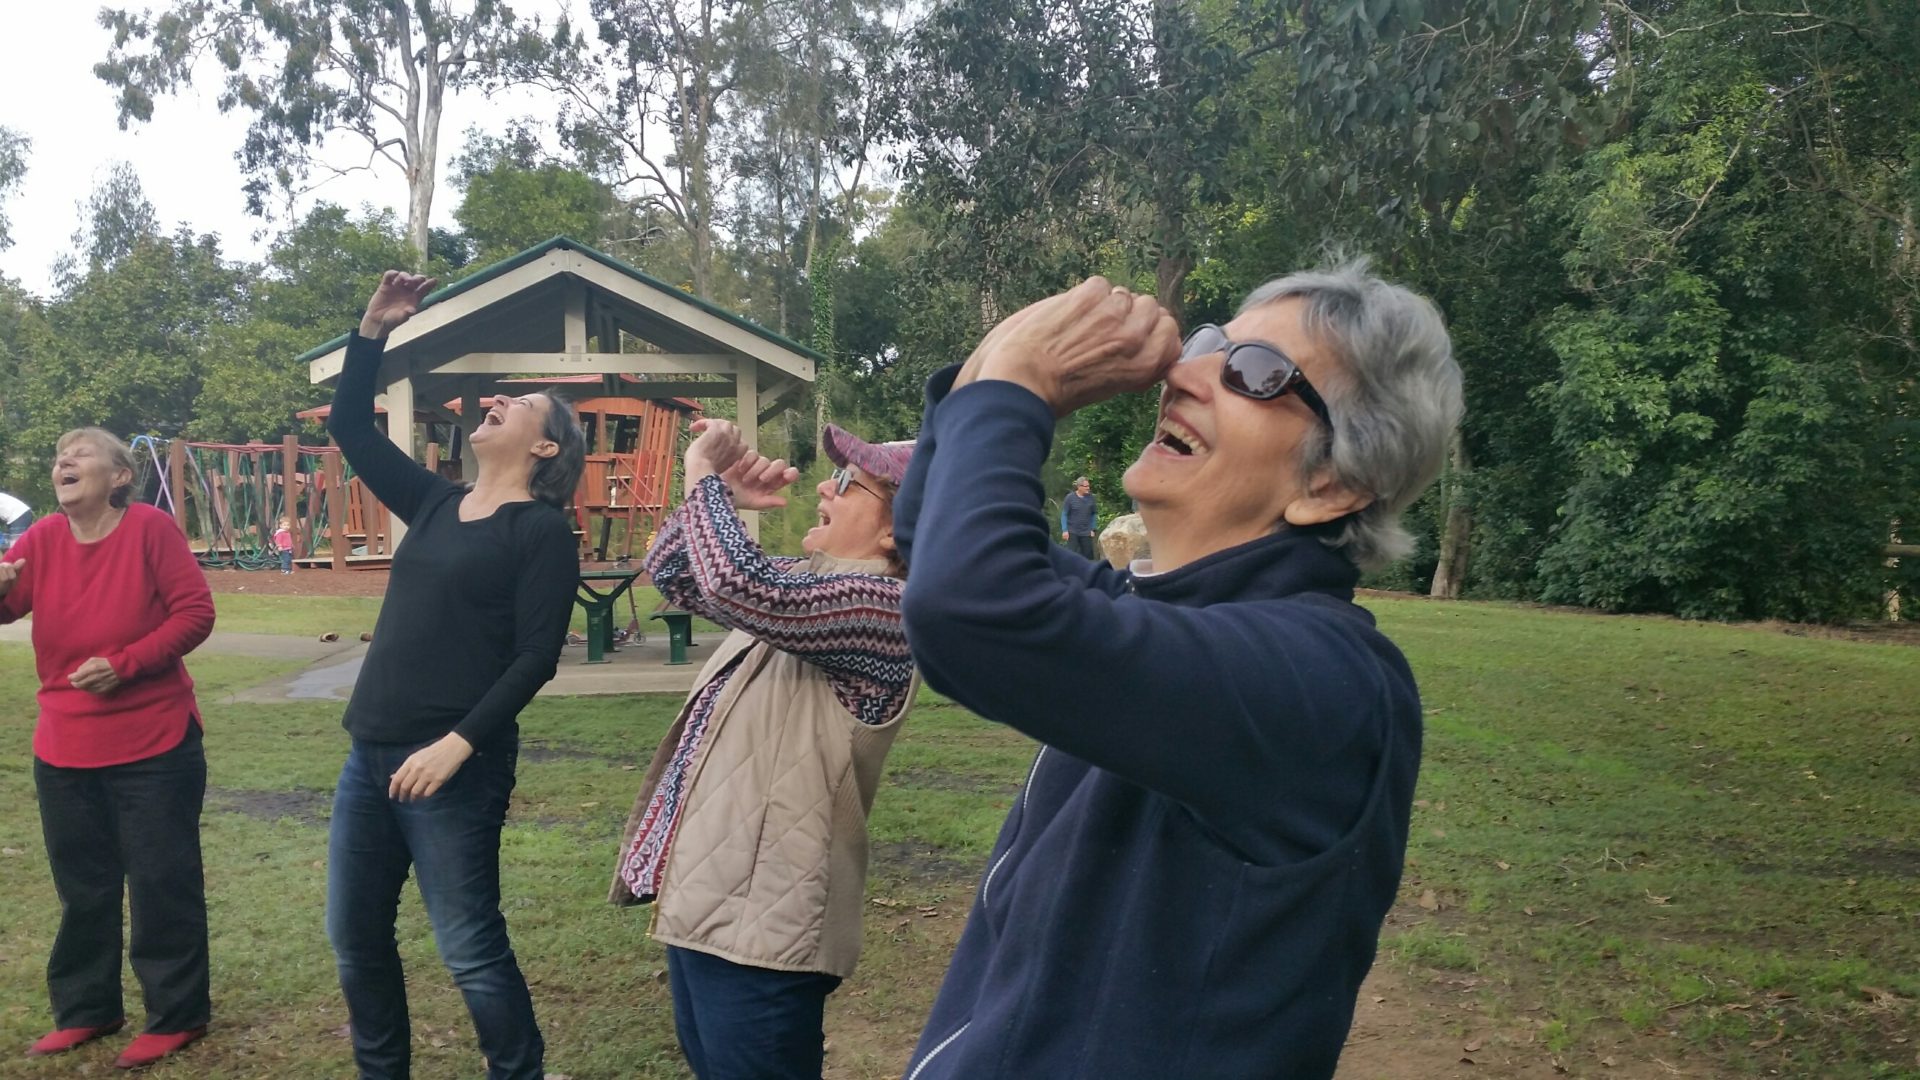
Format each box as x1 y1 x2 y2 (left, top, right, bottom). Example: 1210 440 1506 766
1150 0 1193 321
1430 432 1472 599
407 87 441 266
775 179 790 332
1155 247 1192 322
685 1 717 300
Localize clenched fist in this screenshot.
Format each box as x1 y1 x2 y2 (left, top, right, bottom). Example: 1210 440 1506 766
962 278 1182 417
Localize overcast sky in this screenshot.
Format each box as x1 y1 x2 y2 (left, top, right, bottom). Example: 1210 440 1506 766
0 2 581 298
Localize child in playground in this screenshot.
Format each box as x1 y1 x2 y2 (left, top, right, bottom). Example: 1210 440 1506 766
324 271 586 1080
273 516 294 574
610 418 919 1080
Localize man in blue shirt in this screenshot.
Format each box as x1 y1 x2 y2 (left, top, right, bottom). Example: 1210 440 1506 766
1059 476 1099 559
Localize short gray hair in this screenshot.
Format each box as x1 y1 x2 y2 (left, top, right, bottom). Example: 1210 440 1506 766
1239 259 1463 570
56 427 138 509
529 392 587 510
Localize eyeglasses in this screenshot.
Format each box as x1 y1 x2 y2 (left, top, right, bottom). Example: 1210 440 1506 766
1181 324 1332 428
831 467 882 501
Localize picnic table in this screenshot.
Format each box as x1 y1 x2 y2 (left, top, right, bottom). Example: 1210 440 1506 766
574 567 643 664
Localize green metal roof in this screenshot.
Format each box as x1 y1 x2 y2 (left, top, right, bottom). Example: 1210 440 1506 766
297 235 827 366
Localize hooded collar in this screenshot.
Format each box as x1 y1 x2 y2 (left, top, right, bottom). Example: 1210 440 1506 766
1128 528 1359 608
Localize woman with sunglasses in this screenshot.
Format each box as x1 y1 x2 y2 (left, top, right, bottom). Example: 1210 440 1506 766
610 418 919 1080
894 268 1463 1079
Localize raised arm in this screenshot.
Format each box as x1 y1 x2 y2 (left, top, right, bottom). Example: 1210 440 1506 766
326 271 449 524
648 475 908 685
902 280 1382 821
901 377 1391 827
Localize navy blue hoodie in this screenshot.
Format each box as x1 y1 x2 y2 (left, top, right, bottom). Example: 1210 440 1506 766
895 368 1422 1079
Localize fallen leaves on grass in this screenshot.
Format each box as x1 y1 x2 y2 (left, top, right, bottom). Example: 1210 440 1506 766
1857 985 1903 1006
1749 1022 1786 1048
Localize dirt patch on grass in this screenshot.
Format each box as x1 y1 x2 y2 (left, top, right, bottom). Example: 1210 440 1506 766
1743 619 1920 647
519 743 606 764
870 842 976 884
1340 962 1722 1079
210 786 330 826
884 766 1019 795
822 889 1730 1080
1842 842 1920 878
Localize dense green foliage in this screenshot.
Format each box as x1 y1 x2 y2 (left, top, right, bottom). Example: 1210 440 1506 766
2 0 1914 621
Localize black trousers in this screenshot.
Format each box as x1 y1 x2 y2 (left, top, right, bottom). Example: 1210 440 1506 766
1068 533 1098 560
32 721 210 1034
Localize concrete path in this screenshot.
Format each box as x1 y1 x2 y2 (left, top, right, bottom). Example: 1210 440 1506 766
0 623 365 663
0 623 703 701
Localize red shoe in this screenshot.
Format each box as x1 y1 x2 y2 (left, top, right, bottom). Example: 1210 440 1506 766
113 1027 206 1070
26 1019 125 1056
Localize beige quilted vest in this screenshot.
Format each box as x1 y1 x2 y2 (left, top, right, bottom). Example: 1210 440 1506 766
608 553 917 978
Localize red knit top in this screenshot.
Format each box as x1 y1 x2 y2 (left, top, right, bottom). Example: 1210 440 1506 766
0 503 215 767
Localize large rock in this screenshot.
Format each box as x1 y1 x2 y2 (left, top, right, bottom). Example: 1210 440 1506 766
1099 513 1150 569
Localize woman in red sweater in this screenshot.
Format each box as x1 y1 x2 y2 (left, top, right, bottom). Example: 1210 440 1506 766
0 428 216 1070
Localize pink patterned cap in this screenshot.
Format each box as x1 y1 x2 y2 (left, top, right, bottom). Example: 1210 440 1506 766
822 424 917 487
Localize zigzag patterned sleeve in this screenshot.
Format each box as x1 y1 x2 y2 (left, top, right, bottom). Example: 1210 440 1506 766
642 499 715 620
652 474 912 723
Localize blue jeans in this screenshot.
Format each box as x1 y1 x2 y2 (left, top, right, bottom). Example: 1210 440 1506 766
279 549 293 572
665 945 842 1080
326 738 542 1080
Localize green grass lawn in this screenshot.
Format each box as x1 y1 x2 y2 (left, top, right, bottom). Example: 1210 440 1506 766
1379 599 1919 1077
0 600 1913 1078
207 588 724 639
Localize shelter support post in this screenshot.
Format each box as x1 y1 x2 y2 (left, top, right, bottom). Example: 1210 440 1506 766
735 361 759 542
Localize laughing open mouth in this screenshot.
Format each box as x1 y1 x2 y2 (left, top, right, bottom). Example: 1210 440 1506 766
1153 414 1207 457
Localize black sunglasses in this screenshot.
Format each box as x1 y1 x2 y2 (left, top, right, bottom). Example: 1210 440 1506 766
1181 324 1332 428
831 467 882 501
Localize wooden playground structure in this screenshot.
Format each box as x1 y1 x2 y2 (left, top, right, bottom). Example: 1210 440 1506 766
143 236 821 570
142 387 696 571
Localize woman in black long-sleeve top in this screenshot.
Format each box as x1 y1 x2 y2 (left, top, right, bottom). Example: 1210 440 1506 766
324 271 586 1080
